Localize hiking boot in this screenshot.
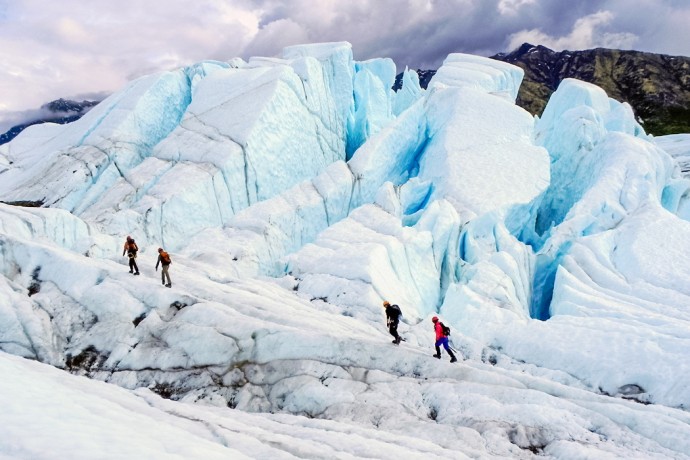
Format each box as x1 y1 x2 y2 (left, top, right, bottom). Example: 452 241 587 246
134 272 140 275
450 357 457 363
433 354 441 359
129 270 133 274
166 283 172 288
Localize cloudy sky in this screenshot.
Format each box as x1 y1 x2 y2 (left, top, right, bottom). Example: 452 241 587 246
1 0 689 131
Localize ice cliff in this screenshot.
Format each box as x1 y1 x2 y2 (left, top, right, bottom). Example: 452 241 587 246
1 42 690 459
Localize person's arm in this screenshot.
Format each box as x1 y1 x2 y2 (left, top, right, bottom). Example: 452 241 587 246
155 256 160 270
122 243 126 256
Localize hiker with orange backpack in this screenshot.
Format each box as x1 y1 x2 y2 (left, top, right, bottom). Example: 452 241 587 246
122 236 140 275
155 247 172 288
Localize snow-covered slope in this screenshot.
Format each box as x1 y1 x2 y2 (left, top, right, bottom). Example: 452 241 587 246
655 133 690 178
1 43 690 459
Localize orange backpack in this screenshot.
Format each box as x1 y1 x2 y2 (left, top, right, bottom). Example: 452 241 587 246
160 251 171 265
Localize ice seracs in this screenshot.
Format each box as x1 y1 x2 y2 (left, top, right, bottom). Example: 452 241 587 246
1 43 690 459
443 75 690 410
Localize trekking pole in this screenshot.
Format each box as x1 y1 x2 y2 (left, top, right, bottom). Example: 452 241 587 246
448 339 461 355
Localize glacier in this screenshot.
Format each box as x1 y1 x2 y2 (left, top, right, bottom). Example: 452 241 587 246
1 41 690 459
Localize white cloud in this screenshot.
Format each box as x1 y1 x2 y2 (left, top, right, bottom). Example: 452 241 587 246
1 0 688 132
54 17 89 44
0 0 261 120
497 0 537 16
507 10 638 52
244 18 310 58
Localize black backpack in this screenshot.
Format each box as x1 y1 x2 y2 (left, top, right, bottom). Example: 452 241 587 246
387 304 402 322
440 322 451 336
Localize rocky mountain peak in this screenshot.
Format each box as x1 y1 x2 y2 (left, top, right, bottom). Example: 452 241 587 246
396 44 690 135
491 43 690 135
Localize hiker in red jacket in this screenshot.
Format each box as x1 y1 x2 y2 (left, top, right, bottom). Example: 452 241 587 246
432 316 457 363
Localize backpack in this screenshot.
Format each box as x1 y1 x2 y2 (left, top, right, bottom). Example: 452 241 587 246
387 304 402 321
440 322 451 336
160 251 171 265
127 240 138 257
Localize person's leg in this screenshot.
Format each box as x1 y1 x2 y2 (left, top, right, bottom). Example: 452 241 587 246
163 265 171 286
440 338 450 354
129 258 135 273
434 339 442 358
161 266 166 284
442 339 457 362
389 323 400 343
132 258 139 274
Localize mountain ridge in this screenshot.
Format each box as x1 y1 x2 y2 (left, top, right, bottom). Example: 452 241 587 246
7 44 689 146
0 98 101 145
396 43 690 135
494 43 690 135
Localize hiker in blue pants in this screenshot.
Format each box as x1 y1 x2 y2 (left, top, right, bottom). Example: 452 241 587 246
432 316 457 363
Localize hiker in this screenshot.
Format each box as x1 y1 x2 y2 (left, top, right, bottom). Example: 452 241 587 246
383 300 403 344
432 316 457 363
155 247 172 288
122 236 140 275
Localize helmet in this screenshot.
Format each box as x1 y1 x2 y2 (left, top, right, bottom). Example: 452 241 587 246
432 316 438 322
382 300 390 307
158 247 163 252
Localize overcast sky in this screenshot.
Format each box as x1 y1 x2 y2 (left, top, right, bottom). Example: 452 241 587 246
1 0 689 131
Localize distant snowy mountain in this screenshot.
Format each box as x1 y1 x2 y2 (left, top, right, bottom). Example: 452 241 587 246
2 43 690 459
0 98 101 145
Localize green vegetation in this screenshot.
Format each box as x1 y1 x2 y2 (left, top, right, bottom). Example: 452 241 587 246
643 108 690 136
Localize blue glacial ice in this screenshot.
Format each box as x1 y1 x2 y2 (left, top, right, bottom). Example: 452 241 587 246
2 43 690 459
